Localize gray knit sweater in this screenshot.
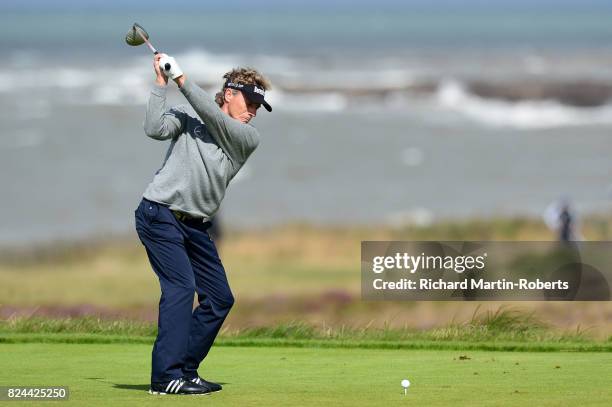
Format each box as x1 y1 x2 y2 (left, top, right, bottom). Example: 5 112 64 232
142 78 260 221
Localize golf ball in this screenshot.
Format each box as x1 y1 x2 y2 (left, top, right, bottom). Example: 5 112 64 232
401 379 410 388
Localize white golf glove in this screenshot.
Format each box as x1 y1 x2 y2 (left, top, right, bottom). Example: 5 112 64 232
159 55 183 80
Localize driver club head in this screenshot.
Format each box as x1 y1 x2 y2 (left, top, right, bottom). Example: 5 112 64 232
125 23 150 46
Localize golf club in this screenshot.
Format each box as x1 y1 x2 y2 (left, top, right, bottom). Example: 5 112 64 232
125 22 179 77
125 23 158 54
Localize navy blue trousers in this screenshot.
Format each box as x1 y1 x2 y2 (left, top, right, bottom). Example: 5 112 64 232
134 197 234 383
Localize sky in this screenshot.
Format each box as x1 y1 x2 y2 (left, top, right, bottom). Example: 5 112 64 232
2 0 612 12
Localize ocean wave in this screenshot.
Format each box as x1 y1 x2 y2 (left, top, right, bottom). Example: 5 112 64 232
436 79 612 129
3 48 612 124
467 80 612 108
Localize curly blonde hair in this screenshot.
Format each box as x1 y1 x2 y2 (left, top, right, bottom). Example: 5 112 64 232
215 67 271 107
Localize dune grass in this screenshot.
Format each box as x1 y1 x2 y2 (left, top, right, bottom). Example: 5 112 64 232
1 218 612 334
1 307 609 352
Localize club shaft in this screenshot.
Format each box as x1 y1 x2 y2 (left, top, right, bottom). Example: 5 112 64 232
145 40 158 55
136 28 158 54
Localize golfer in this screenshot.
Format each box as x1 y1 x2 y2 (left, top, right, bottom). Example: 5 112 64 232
134 53 272 395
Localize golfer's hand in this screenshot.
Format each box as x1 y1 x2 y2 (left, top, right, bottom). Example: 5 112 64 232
154 54 168 86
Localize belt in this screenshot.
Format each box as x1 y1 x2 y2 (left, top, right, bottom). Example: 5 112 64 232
171 210 198 222
171 210 212 229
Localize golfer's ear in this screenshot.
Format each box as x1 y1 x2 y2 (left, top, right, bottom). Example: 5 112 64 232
224 88 233 103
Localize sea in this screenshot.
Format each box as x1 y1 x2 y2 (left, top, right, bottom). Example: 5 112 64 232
1 3 612 245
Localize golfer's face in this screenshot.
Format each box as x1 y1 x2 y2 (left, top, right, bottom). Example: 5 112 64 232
227 90 260 124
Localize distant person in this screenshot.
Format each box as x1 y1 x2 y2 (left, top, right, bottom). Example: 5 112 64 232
558 203 573 242
543 198 580 241
134 53 272 395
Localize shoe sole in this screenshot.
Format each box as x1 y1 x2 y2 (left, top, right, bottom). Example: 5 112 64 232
189 380 223 393
148 390 211 396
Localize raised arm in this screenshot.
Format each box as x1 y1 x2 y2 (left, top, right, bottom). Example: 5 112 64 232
143 84 186 140
174 76 260 164
143 54 186 140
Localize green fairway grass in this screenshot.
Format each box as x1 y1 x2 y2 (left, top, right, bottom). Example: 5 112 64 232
0 343 610 406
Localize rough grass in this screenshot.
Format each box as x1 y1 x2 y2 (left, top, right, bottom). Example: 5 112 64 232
1 307 610 351
2 218 612 334
2 214 612 267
